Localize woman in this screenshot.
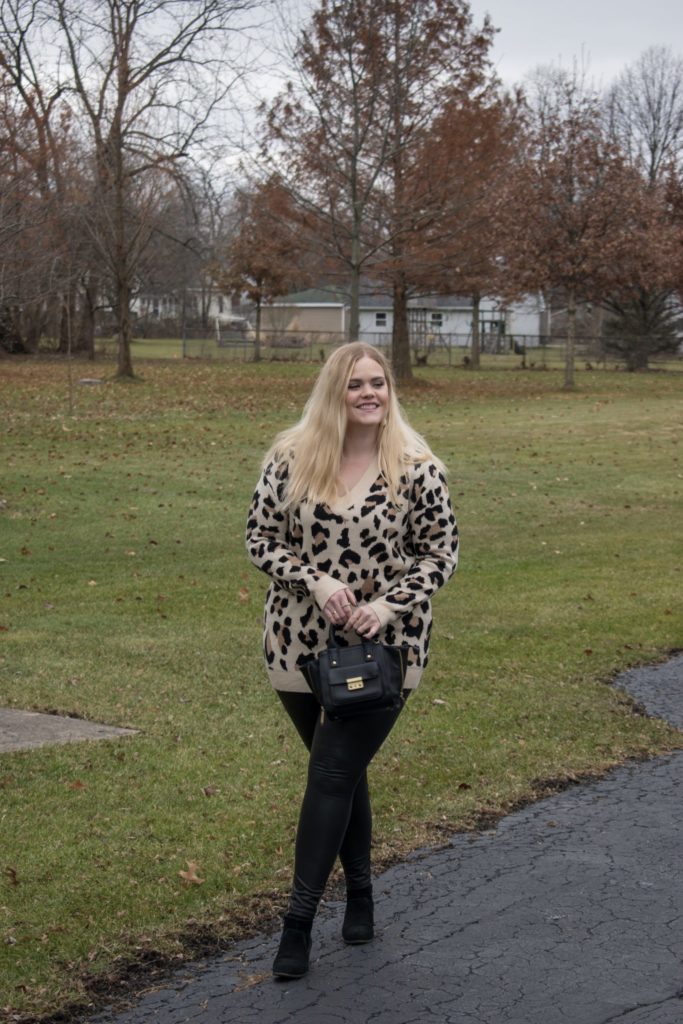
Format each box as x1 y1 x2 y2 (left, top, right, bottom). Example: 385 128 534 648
245 342 458 978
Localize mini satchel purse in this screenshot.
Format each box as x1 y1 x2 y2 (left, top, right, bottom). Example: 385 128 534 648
301 626 409 720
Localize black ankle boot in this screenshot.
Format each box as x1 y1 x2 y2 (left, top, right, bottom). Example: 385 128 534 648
272 915 313 978
342 888 374 944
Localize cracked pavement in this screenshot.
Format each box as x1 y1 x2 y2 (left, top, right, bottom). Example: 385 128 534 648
91 657 683 1024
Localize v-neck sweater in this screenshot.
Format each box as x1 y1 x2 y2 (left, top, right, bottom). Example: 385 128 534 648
245 455 459 692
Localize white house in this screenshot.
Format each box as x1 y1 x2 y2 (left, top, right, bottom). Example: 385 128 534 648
131 288 234 324
261 288 546 347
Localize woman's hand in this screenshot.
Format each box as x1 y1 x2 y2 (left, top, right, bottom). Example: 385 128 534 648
345 604 381 639
323 588 357 627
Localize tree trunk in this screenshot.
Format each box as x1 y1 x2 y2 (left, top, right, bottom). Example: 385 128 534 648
254 298 262 362
22 304 43 353
470 291 481 369
116 277 134 378
626 337 649 371
564 287 576 390
392 277 412 381
349 261 360 342
589 303 604 360
75 277 97 359
111 107 135 379
0 306 30 353
58 289 76 354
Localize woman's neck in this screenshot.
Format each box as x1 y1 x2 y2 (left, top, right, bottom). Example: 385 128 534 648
342 424 379 462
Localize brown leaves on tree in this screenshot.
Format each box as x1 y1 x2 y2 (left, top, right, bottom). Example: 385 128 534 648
498 69 683 384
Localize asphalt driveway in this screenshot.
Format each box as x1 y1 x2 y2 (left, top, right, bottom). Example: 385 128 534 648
89 656 683 1024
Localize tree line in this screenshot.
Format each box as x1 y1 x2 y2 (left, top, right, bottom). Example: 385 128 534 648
1 0 682 384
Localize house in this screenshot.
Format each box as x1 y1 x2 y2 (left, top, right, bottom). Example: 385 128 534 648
131 288 234 324
260 287 546 347
259 288 349 337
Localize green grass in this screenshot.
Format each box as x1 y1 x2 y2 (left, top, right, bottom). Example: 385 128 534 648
1 357 682 1018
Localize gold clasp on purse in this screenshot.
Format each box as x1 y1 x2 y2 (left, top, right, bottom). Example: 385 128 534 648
346 677 364 691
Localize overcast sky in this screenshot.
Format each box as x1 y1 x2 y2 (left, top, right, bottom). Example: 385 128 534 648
467 0 681 87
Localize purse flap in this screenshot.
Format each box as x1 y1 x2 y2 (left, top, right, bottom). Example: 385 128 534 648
327 661 380 691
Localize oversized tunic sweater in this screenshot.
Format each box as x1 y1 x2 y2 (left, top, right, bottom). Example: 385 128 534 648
245 455 459 692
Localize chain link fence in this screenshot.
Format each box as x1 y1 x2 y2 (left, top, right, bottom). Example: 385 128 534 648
181 328 682 370
89 323 682 370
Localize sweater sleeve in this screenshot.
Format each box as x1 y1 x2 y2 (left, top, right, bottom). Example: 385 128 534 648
245 460 348 608
369 460 458 629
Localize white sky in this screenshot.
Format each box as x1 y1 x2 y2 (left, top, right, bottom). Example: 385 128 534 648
467 0 682 88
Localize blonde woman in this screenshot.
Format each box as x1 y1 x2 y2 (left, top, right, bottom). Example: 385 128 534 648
246 342 458 978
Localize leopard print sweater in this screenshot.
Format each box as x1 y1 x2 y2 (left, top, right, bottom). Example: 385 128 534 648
245 456 458 692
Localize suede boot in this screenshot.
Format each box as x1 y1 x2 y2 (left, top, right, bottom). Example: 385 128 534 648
272 915 313 978
342 887 374 944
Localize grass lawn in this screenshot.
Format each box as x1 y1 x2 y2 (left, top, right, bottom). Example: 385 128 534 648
1 357 682 1019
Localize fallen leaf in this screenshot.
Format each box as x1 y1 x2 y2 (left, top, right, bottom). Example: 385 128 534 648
179 861 204 885
68 780 87 790
234 972 270 991
238 587 249 602
202 785 219 797
4 867 19 887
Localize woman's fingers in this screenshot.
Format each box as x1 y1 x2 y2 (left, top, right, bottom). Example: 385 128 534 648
323 589 356 624
345 606 380 638
323 593 380 637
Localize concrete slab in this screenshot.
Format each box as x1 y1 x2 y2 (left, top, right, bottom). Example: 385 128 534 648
0 707 137 752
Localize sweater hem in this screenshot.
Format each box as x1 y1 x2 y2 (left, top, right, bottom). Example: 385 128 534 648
267 664 423 693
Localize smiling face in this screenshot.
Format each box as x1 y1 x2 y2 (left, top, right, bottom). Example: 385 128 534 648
344 356 390 430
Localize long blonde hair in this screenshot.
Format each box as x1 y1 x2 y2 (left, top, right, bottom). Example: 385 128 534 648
265 342 442 507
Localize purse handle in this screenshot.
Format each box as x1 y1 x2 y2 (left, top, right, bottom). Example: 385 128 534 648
326 624 379 651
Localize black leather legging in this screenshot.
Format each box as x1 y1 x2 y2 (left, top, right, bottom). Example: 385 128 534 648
278 691 406 920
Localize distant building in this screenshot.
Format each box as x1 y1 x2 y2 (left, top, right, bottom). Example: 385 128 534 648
259 288 349 336
260 287 546 346
131 289 233 324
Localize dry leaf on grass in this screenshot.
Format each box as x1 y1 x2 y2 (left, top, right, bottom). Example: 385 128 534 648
179 861 204 885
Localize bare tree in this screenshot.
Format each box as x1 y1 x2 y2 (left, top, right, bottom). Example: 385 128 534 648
0 2 81 353
55 0 265 376
607 46 683 185
602 47 683 368
0 0 263 375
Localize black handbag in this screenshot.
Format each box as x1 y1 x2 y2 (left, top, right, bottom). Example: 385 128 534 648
301 626 409 720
